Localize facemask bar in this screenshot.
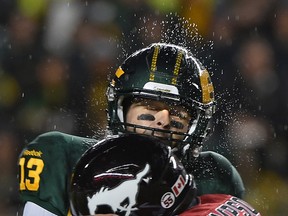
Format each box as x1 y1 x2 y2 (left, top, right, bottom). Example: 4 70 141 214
107 86 215 159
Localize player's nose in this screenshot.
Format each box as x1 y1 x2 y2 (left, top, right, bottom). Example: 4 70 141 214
154 109 170 129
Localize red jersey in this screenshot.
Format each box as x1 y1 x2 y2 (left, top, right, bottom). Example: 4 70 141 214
180 194 261 216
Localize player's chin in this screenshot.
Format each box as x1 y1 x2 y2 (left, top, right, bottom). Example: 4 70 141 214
131 128 174 141
145 130 170 139
94 214 118 216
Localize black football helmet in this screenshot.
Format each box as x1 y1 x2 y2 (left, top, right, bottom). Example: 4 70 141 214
106 43 215 158
70 134 196 216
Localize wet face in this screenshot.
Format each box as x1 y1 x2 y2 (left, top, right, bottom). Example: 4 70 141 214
125 98 192 145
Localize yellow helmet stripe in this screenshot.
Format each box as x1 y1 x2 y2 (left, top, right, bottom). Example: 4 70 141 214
199 70 214 104
150 45 160 81
172 50 183 85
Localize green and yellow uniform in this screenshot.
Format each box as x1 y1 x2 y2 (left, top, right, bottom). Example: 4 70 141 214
18 131 244 216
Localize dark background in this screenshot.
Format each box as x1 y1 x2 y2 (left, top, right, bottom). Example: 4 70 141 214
0 0 287 215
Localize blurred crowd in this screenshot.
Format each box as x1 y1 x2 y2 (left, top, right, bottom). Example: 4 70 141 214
0 0 287 215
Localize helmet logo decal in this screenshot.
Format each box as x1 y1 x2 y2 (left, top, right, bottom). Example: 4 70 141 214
143 82 179 94
115 67 125 78
161 192 175 209
199 70 214 104
171 175 186 197
171 51 183 85
87 164 151 215
149 45 160 81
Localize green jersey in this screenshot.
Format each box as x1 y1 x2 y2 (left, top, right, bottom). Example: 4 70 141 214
18 131 95 215
188 151 245 198
18 131 245 216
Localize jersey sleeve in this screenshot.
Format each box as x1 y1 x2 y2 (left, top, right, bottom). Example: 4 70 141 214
23 201 57 216
188 151 245 198
18 131 95 216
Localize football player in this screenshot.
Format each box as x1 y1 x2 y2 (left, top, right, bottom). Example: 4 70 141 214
18 43 244 216
70 134 260 216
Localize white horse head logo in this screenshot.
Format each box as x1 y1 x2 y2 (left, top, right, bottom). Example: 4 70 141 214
87 163 150 215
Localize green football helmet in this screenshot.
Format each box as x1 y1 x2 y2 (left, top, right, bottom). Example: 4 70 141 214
106 43 215 159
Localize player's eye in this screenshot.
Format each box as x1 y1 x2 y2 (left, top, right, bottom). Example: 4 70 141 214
169 109 189 120
138 100 162 111
170 120 184 129
146 104 158 111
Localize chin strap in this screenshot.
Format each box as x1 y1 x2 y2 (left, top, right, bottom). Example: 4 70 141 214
191 145 203 158
181 142 202 158
177 142 203 173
